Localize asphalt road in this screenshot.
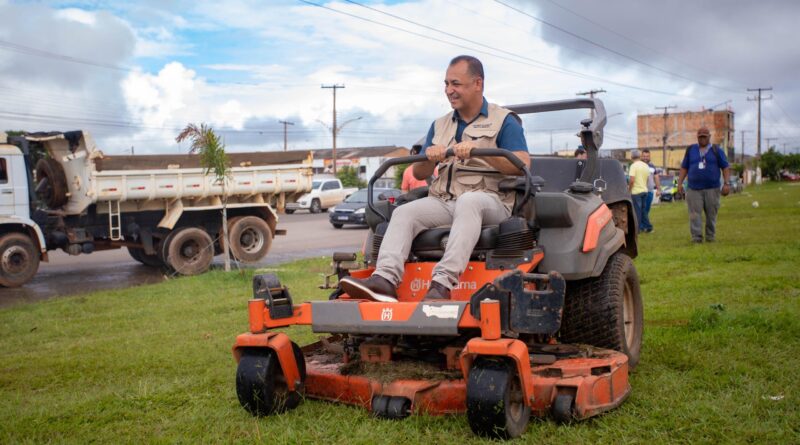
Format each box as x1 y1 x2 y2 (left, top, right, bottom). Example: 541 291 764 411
0 212 369 307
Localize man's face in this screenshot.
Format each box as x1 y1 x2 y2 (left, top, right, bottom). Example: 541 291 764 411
641 151 650 163
444 61 482 112
697 133 710 145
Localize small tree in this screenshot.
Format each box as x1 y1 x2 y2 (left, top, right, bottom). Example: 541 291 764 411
176 124 232 272
336 165 366 189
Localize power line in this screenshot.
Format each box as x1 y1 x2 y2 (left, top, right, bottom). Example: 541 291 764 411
0 39 133 72
278 120 294 151
299 0 689 98
493 0 743 95
542 0 738 85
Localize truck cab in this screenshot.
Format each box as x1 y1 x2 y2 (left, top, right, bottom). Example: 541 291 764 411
0 142 30 218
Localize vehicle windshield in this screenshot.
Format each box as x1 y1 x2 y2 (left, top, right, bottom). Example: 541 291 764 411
311 181 322 189
345 190 369 203
660 177 675 187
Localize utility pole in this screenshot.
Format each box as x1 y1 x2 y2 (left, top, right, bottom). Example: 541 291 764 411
322 84 345 174
765 137 777 152
549 130 553 155
740 129 751 164
655 105 677 171
747 87 773 160
278 120 294 152
577 89 606 120
783 142 788 155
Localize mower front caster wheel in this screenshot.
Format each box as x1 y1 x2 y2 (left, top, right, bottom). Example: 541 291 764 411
236 343 306 416
466 357 530 439
552 393 576 423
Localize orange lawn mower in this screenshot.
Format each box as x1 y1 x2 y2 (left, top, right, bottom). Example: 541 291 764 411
232 98 643 439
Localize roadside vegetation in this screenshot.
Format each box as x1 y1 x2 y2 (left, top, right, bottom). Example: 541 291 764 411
1 182 798 443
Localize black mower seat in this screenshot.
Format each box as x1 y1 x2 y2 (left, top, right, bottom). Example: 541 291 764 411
410 225 499 260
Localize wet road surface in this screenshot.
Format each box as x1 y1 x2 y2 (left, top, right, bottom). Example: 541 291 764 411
0 212 369 307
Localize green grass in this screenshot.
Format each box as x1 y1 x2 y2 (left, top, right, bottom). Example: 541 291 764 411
2 183 799 444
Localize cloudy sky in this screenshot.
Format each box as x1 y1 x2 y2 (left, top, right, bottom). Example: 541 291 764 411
1 0 798 155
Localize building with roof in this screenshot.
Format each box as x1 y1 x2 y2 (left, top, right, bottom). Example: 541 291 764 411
287 145 410 181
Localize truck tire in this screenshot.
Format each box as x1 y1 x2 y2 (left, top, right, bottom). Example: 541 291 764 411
310 199 321 214
127 247 164 268
0 233 40 287
560 252 643 368
217 216 242 256
35 158 69 208
161 227 214 275
228 216 272 263
284 209 295 214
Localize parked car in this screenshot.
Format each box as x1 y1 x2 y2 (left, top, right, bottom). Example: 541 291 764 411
780 170 800 182
285 178 357 214
328 188 402 228
729 177 744 193
659 176 678 202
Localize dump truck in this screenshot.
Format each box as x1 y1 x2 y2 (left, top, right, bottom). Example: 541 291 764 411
0 130 313 287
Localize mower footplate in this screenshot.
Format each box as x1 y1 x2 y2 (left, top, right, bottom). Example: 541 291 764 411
299 339 629 420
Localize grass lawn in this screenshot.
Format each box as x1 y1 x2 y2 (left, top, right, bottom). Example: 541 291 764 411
1 182 799 444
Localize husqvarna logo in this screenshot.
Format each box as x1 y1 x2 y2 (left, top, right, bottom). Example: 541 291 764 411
380 308 393 321
410 278 430 292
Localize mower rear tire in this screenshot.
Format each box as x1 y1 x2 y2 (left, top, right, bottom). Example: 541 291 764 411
236 343 306 416
466 357 530 439
560 252 643 368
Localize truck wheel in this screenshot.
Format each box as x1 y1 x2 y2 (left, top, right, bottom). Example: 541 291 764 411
332 223 343 229
310 199 321 214
161 228 214 275
0 233 40 287
217 216 242 256
228 216 272 263
127 247 163 268
284 209 295 214
35 158 69 208
560 252 643 368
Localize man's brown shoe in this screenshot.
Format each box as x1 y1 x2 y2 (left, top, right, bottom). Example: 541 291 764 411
423 280 451 300
339 275 398 302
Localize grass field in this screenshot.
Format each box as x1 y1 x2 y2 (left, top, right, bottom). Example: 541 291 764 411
1 183 799 444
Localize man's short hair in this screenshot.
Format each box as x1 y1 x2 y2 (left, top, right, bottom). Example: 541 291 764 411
631 149 641 159
410 144 422 155
450 55 484 80
642 148 650 154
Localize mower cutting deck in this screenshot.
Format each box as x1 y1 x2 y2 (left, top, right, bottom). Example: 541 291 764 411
232 98 642 439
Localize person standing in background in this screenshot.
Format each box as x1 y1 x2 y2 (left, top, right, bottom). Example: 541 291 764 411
677 127 731 243
641 149 659 233
628 150 650 233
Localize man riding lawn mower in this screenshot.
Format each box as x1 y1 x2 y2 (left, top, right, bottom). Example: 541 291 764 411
232 98 643 439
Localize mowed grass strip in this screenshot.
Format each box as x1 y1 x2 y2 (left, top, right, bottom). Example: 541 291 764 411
1 183 799 444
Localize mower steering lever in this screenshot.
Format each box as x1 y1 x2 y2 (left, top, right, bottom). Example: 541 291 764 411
367 148 533 221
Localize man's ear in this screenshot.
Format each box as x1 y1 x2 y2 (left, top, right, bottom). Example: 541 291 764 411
474 76 484 91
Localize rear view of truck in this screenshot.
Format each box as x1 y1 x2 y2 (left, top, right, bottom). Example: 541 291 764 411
0 130 313 287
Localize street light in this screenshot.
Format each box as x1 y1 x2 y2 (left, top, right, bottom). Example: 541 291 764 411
317 116 363 174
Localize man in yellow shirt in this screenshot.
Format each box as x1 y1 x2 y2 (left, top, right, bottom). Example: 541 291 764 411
628 150 650 234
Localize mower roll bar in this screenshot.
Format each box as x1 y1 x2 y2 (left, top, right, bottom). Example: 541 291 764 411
367 148 532 222
367 98 608 221
506 98 606 186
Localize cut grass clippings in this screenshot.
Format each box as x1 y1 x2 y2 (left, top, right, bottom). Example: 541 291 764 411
1 182 799 444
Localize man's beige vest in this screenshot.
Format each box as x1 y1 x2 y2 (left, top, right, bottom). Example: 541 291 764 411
428 102 519 209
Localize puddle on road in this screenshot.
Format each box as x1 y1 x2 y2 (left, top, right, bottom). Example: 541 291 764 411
0 263 166 308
